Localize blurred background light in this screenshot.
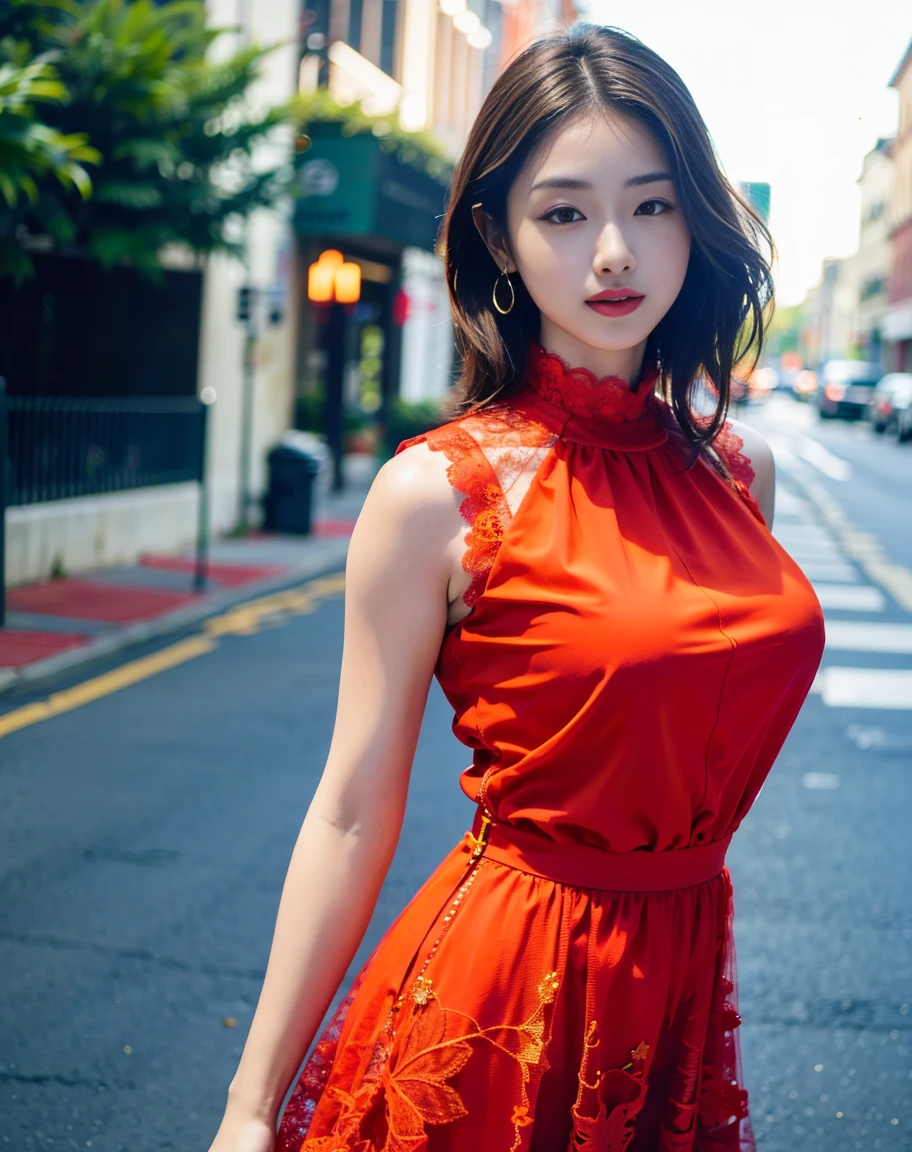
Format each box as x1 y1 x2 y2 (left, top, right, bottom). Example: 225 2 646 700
453 10 480 34
467 26 493 50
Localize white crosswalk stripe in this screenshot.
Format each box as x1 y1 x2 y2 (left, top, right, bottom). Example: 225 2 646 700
811 667 912 710
769 461 912 711
812 584 885 612
824 621 912 654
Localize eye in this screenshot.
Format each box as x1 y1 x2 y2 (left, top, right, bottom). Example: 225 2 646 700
540 206 585 225
635 198 675 217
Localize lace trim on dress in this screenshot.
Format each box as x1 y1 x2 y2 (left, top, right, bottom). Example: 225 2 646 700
523 342 659 421
395 405 557 610
696 869 756 1151
567 1025 651 1151
710 422 765 527
677 409 764 528
276 975 368 1151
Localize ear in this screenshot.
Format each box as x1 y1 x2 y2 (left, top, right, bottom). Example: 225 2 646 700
471 203 515 273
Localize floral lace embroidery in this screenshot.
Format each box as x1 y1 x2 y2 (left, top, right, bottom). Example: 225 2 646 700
568 1023 651 1151
299 968 562 1152
277 975 367 1150
523 342 660 422
695 869 755 1151
711 422 765 526
395 405 556 609
678 411 765 528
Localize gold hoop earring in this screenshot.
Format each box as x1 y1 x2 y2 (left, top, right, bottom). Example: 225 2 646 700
492 263 515 315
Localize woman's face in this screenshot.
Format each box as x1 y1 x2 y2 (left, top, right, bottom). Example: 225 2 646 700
475 110 691 382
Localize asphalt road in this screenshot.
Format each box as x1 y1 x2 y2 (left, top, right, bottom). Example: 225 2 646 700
0 393 909 1151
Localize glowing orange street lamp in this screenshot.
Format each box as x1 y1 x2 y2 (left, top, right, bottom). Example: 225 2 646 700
307 249 361 304
306 250 362 495
334 261 361 304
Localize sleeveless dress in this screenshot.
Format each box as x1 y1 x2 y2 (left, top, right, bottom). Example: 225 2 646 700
275 343 826 1152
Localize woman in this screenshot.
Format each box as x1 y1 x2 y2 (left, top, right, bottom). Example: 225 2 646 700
209 22 825 1152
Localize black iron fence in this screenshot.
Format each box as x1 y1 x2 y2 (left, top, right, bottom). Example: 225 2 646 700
4 393 206 505
0 378 210 626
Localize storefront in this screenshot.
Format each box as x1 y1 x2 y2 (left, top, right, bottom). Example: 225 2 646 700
293 125 454 461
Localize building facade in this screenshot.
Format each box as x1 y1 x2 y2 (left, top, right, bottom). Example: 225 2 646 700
855 137 895 368
885 38 912 372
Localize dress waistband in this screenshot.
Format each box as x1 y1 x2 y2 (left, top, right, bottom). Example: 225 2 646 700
467 810 732 892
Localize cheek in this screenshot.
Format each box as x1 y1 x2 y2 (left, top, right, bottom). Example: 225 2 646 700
514 228 585 293
662 223 691 287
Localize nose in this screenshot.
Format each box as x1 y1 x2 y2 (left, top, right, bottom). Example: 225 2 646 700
594 221 636 276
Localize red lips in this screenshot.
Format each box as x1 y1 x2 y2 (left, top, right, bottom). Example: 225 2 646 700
586 288 644 301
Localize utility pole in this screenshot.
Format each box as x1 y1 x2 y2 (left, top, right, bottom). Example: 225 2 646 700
324 298 346 493
236 284 258 534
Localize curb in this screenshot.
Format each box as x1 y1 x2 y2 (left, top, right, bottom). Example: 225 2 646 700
0 537 351 700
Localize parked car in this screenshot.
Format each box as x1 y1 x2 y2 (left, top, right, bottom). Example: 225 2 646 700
868 373 912 435
898 401 912 442
816 360 882 420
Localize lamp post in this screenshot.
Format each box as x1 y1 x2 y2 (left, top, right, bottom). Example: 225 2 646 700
236 283 258 535
307 249 361 492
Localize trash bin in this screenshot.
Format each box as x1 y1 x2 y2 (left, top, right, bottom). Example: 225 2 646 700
264 437 323 534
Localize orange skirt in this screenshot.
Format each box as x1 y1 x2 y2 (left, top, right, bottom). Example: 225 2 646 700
275 819 755 1152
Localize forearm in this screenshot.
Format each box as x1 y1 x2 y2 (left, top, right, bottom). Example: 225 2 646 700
225 800 399 1123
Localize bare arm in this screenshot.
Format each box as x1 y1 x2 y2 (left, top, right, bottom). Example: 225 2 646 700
727 418 776 528
211 443 459 1139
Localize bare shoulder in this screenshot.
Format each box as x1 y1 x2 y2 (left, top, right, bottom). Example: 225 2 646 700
346 438 465 587
725 417 775 526
365 438 457 527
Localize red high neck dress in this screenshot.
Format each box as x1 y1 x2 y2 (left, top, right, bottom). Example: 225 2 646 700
276 343 825 1152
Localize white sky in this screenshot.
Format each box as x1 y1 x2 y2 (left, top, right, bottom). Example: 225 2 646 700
583 0 909 306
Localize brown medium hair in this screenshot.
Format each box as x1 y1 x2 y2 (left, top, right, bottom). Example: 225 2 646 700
440 21 775 460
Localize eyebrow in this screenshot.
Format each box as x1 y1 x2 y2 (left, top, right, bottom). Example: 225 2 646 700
529 171 674 193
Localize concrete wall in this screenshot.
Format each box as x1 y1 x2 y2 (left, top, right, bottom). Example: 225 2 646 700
6 484 199 587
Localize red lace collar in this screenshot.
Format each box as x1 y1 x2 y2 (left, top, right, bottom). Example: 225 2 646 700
522 342 660 423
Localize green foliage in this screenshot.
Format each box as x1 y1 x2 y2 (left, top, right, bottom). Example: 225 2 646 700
380 397 444 460
291 87 453 183
0 52 99 282
0 0 296 282
294 388 325 434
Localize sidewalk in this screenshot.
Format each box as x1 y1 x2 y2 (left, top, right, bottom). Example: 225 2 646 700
0 454 378 696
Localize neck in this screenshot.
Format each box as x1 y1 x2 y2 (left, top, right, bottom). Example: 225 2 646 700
538 323 648 387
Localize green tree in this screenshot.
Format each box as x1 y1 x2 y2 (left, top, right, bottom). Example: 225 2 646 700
0 0 296 282
0 54 98 211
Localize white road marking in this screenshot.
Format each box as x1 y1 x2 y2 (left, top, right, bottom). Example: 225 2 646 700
789 549 853 566
800 561 861 584
767 437 803 472
775 526 841 548
802 772 841 789
777 540 849 561
811 667 912 710
813 585 886 612
825 621 912 653
845 724 886 749
774 488 816 518
798 436 853 481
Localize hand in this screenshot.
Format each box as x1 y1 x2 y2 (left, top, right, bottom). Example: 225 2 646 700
206 1104 276 1152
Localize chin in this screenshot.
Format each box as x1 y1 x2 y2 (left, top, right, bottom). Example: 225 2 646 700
574 322 652 354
